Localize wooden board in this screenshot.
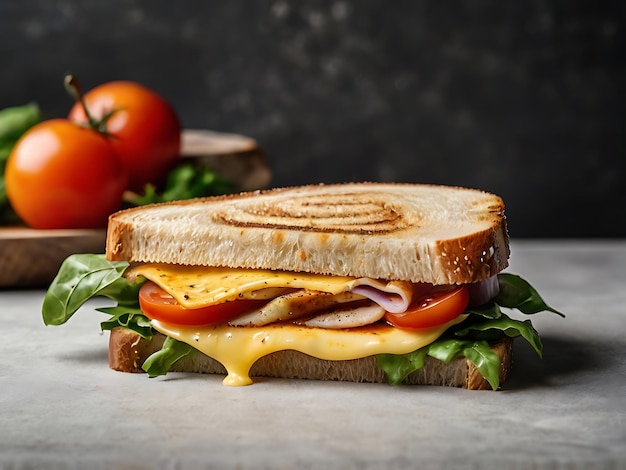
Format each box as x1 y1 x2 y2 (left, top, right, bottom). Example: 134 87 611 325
180 129 271 192
0 228 106 287
0 129 271 288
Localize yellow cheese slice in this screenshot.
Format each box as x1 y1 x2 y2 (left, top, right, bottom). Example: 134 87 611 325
129 263 415 312
129 263 359 308
151 314 468 386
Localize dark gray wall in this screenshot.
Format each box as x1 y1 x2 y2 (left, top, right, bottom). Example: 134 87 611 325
1 1 624 237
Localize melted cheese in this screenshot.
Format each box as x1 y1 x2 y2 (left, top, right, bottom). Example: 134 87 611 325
129 264 358 308
151 315 468 386
129 263 414 311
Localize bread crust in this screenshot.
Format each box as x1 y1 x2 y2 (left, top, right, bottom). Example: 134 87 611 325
108 327 513 390
106 183 509 284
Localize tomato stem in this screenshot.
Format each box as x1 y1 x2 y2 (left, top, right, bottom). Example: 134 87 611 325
64 75 105 133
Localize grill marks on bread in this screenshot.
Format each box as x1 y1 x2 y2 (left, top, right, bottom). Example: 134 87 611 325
213 192 410 235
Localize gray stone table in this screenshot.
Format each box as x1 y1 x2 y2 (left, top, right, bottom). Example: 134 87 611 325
1 240 624 469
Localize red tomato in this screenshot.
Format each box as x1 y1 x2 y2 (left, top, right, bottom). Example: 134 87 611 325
68 80 181 192
384 286 469 329
5 119 127 229
139 282 267 326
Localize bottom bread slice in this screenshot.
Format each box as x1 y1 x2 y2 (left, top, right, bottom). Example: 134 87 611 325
108 327 513 390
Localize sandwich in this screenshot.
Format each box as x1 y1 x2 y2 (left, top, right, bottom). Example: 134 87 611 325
42 182 563 389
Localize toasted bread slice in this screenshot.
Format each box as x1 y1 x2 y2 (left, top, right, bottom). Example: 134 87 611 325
107 183 509 285
108 328 513 390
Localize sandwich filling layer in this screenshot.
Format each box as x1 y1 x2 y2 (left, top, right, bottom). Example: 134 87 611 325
129 263 481 385
128 263 414 312
129 263 474 330
42 252 561 390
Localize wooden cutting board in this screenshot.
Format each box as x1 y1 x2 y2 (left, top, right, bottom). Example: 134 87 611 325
0 129 271 288
0 228 107 287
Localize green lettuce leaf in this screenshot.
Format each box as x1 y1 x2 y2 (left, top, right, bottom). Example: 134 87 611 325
42 253 190 372
42 254 140 325
98 306 154 339
496 273 565 317
0 103 40 158
377 338 502 390
142 336 193 377
0 103 41 223
132 162 233 206
455 313 543 358
464 301 503 320
425 337 468 363
457 340 502 390
376 348 428 386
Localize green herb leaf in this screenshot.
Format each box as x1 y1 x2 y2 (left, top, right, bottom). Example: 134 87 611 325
376 338 503 390
0 177 20 224
496 273 565 317
459 340 502 390
455 313 543 358
142 336 193 377
98 307 154 339
0 103 40 151
427 337 503 389
42 254 137 326
134 162 233 205
464 301 503 320
425 338 466 363
376 348 428 385
0 103 41 223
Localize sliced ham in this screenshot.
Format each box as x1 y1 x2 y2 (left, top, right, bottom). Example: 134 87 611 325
348 279 414 313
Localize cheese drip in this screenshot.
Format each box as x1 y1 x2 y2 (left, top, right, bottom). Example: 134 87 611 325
151 315 467 386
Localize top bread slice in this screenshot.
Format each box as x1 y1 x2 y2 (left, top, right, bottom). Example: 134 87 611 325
106 183 510 285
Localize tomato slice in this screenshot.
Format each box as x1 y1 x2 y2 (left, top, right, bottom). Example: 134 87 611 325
138 281 266 326
383 286 469 329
